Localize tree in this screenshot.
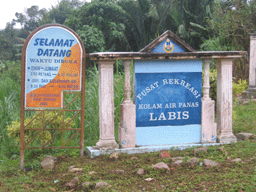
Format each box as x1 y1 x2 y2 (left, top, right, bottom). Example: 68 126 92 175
13 5 50 33
116 0 175 51
201 0 256 80
65 0 129 52
0 22 18 61
77 25 106 54
172 0 214 49
48 0 83 24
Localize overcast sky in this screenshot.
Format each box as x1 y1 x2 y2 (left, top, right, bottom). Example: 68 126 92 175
0 0 90 30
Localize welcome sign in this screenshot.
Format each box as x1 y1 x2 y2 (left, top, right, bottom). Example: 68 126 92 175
24 25 83 108
135 34 202 146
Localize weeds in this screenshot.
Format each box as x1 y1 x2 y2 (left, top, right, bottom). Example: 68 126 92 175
0 60 127 159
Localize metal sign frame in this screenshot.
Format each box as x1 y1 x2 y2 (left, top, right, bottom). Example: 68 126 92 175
20 24 86 170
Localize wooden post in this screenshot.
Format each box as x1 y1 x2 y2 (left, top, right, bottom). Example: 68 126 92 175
118 60 136 148
217 59 237 143
96 60 119 149
201 59 216 143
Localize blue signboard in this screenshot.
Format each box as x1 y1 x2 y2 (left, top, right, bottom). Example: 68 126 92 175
25 26 83 108
135 72 201 127
135 59 202 146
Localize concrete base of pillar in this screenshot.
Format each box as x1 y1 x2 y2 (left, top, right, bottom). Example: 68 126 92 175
201 98 217 143
217 133 237 144
96 139 119 150
242 85 256 99
118 103 136 148
242 91 256 100
87 143 222 158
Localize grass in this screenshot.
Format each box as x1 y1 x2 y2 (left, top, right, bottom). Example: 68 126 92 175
233 100 256 135
1 100 256 191
0 61 127 158
0 76 21 160
0 139 256 191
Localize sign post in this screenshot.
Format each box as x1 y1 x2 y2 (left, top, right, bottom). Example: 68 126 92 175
20 24 86 169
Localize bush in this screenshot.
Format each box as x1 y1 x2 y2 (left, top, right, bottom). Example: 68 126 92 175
209 68 217 101
7 111 75 145
233 79 248 97
206 69 248 101
0 60 21 84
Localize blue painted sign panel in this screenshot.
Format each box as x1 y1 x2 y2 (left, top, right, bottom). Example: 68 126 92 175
135 59 202 146
135 72 202 127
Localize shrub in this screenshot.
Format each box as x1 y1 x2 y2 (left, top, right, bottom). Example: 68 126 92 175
7 111 75 145
233 79 248 97
205 69 248 101
209 68 217 101
0 60 21 84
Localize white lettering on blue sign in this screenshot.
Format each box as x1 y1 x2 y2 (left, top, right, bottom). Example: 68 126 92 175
137 78 200 101
135 59 202 146
135 71 202 127
149 111 189 121
136 81 159 100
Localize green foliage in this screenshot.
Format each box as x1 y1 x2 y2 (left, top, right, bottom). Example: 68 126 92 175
0 60 21 83
233 79 248 97
65 0 129 51
48 0 82 24
77 25 106 53
174 0 214 49
205 68 248 101
83 65 100 145
0 60 5 73
203 0 254 80
0 32 17 61
233 101 256 134
0 78 20 159
209 68 217 101
6 111 75 145
200 37 235 51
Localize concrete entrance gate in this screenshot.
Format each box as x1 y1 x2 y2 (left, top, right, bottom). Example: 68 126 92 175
87 30 246 157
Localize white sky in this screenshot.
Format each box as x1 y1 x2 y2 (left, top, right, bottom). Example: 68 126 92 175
0 0 90 30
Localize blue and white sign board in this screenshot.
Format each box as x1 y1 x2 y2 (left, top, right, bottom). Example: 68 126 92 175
135 37 202 146
24 25 83 108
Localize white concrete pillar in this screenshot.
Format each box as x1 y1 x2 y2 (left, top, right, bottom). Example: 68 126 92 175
203 59 211 99
201 59 216 143
249 33 256 87
118 60 136 148
217 59 237 143
96 60 119 149
241 33 256 99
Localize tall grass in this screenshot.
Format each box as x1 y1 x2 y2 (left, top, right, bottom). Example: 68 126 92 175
83 64 100 146
0 60 128 159
83 61 127 146
0 76 21 159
